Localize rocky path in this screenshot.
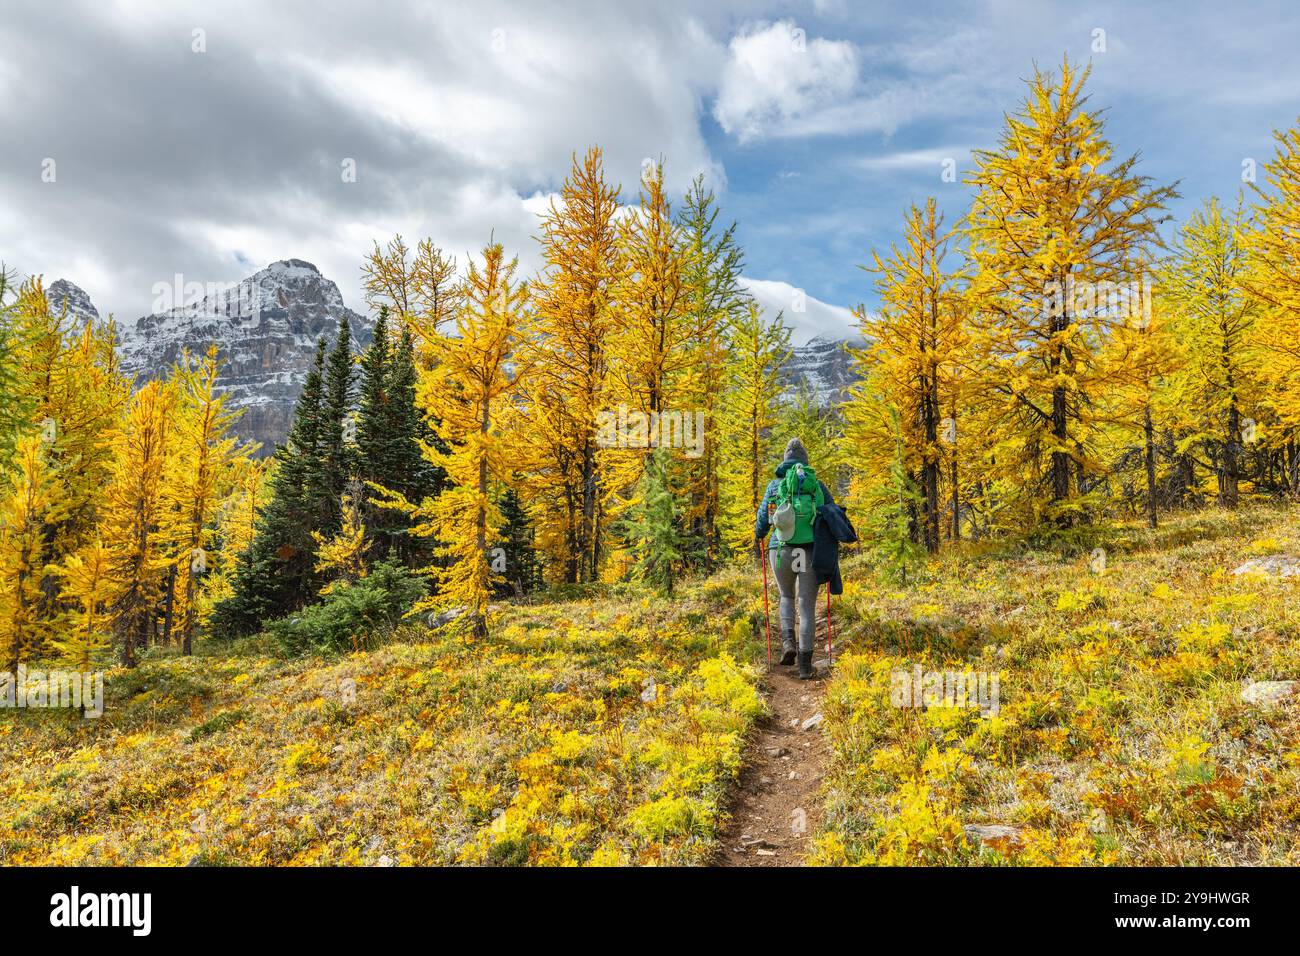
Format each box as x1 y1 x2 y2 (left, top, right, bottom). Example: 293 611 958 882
716 633 832 867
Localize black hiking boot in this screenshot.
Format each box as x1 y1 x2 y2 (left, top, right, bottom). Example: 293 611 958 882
780 631 797 666
797 651 814 680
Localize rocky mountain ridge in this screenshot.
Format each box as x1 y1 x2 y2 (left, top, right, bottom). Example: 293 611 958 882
49 263 857 452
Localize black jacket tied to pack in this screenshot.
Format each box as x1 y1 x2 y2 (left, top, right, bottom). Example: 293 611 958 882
753 439 856 593
813 501 857 595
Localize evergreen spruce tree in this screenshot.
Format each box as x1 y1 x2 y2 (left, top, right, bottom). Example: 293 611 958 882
212 340 327 635
357 311 443 567
494 485 542 597
356 306 396 559
620 448 683 595
316 316 355 535
388 328 444 562
675 176 747 571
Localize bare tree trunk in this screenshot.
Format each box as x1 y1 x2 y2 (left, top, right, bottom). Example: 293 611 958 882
581 437 597 582
1222 402 1240 508
1284 437 1294 502
1144 404 1158 528
161 563 177 646
182 562 197 656
474 400 490 641
1051 385 1071 511
949 455 960 543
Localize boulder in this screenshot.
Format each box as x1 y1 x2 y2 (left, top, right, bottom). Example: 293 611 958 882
964 824 1024 850
1241 680 1299 708
426 606 467 630
1232 555 1300 578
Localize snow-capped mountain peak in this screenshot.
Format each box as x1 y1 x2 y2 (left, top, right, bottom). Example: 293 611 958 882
53 261 860 455
46 278 102 328
780 334 863 407
113 260 372 452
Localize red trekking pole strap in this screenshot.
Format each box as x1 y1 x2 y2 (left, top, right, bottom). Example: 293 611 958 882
760 541 771 668
825 582 833 661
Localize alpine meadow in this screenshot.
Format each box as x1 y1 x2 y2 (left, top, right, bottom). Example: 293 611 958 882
2 2 1300 925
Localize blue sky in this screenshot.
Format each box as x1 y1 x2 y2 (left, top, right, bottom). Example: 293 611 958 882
707 0 1300 332
3 0 1298 342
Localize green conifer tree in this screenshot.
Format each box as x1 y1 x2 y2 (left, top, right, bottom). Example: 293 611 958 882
212 340 327 634
620 448 683 595
494 485 543 597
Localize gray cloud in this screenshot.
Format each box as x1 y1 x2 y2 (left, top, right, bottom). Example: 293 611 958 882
0 0 733 323
4 0 1298 347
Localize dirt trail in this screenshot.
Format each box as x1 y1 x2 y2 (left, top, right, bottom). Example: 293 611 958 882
716 630 832 867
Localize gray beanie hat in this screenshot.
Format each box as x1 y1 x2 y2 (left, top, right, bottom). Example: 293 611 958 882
783 437 809 465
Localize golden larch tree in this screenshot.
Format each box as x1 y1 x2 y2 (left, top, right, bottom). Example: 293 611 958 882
716 301 791 558
54 538 113 674
1160 197 1263 507
164 345 244 654
602 160 693 558
521 146 623 582
396 241 530 639
851 198 968 552
1246 119 1300 494
965 57 1175 526
0 435 67 670
101 380 178 666
362 235 463 367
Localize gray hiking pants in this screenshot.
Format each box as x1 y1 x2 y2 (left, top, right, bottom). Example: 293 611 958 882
770 545 817 652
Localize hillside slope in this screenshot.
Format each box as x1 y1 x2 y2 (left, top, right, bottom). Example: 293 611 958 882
0 576 763 865
812 506 1300 865
3 507 1297 866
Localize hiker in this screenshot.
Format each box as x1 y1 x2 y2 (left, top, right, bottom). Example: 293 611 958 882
755 438 837 680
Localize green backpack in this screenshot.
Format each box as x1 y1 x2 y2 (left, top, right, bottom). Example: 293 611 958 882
772 463 824 546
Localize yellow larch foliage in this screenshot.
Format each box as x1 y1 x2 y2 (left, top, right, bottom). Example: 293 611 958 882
401 240 530 639
1246 119 1300 475
846 198 968 552
602 160 692 528
716 301 790 557
361 235 462 367
964 57 1174 526
165 345 246 653
312 494 368 594
53 538 113 672
0 435 68 669
1159 198 1264 507
519 146 623 583
100 379 178 667
11 278 127 560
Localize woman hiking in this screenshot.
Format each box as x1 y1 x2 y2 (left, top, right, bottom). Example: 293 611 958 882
755 438 836 680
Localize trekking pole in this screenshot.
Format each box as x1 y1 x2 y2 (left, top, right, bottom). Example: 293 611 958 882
760 540 772 668
825 582 833 662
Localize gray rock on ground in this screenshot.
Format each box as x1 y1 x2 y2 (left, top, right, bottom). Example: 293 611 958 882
1241 680 1299 708
963 824 1024 850
1232 555 1300 577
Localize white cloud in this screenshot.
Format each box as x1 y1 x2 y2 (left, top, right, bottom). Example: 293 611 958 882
741 276 857 344
855 146 972 174
713 20 858 143
0 1 725 320
8 0 1299 331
